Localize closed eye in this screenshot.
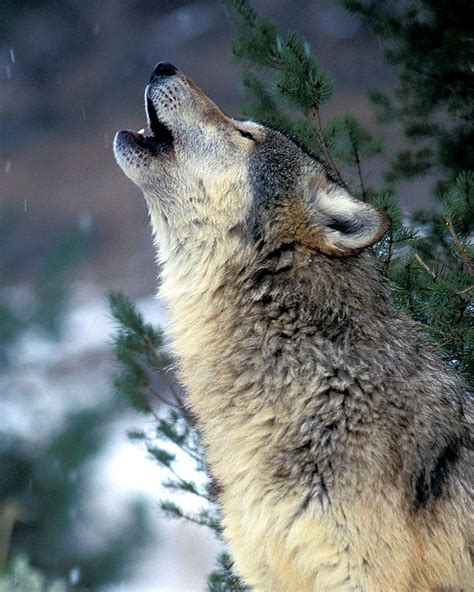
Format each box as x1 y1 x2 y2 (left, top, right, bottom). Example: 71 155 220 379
237 129 255 141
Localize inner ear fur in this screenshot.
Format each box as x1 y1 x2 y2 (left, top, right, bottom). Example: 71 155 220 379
294 182 390 256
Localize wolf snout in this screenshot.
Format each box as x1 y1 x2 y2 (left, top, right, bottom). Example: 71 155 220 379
150 61 178 83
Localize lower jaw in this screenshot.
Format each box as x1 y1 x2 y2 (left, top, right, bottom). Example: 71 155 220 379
116 129 173 154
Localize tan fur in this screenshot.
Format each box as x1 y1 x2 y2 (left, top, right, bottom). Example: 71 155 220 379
114 65 473 591
161 257 472 591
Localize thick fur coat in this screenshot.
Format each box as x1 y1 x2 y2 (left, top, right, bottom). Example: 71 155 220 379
114 63 473 591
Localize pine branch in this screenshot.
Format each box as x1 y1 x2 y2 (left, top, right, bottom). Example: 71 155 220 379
225 0 348 181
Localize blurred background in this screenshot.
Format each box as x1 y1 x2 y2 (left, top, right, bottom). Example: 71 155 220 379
1 1 417 590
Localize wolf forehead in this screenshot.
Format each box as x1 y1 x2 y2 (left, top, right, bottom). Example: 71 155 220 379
113 62 388 254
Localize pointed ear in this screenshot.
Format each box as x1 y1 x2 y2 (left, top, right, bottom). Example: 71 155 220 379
297 184 390 256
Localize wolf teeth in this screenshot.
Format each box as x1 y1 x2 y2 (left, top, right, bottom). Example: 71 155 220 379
138 128 145 135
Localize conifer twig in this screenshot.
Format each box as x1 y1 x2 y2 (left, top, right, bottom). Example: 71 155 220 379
310 109 343 183
149 408 202 464
140 333 194 423
351 140 367 199
414 253 437 280
144 384 180 410
444 214 474 276
164 465 211 502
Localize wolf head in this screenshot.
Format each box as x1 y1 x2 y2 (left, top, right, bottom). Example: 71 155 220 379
114 63 388 262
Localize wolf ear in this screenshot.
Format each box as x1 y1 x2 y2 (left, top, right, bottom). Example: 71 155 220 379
297 185 390 256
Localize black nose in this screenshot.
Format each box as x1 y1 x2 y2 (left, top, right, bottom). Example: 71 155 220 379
150 62 178 83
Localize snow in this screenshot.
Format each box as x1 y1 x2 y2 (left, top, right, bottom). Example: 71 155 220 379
95 418 220 591
3 286 218 590
12 293 168 367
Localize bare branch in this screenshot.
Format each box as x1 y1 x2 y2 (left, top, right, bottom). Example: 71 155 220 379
444 214 474 276
414 253 437 280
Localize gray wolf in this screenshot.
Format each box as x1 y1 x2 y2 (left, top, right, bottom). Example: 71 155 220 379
114 62 473 591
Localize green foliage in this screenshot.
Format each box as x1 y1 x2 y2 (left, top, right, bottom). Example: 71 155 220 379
383 148 433 186
341 0 474 181
206 553 250 592
274 30 334 113
109 1 472 589
240 72 291 130
109 292 171 412
0 556 65 592
225 0 383 186
224 0 279 68
0 219 151 589
0 406 152 590
324 113 384 197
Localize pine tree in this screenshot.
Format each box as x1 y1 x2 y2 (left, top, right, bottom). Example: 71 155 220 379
109 1 473 589
342 0 474 183
340 0 473 379
0 406 152 590
0 215 153 589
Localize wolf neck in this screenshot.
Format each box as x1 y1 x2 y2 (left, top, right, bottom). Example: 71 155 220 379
158 233 250 364
158 241 410 506
159 242 397 424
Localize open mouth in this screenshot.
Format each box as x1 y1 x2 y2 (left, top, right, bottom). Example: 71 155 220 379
145 95 174 146
122 94 174 153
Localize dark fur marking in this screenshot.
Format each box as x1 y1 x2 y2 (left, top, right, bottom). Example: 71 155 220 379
252 267 284 284
250 243 296 284
262 241 296 262
318 474 328 500
414 438 461 510
298 492 312 513
295 440 312 454
260 294 273 305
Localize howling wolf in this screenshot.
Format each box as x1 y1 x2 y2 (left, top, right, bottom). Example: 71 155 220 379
114 62 473 591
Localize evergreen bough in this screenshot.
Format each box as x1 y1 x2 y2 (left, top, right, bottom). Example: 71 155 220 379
109 1 473 588
0 222 151 588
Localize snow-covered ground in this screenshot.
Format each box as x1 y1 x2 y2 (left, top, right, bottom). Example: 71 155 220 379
1 286 220 591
